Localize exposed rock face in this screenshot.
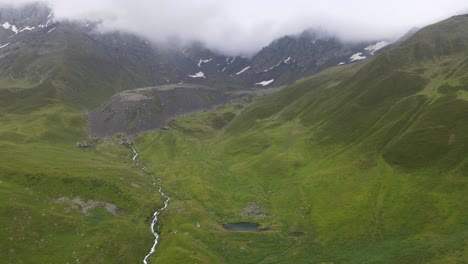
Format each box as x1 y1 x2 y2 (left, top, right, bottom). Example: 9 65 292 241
75 141 92 148
88 84 228 137
56 197 119 216
242 202 266 217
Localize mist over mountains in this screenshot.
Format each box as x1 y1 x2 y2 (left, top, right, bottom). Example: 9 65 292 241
1 0 467 55
0 2 395 109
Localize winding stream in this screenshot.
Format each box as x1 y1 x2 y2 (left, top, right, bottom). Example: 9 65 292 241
130 146 171 264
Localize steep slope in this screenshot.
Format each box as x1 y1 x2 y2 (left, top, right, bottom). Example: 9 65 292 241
133 15 468 263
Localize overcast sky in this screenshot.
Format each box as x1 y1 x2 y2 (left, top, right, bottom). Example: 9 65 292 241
2 0 468 55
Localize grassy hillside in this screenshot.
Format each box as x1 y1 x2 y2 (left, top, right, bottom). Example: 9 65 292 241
133 15 468 263
0 82 164 263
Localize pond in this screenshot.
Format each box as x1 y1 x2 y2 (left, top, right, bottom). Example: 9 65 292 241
223 222 259 232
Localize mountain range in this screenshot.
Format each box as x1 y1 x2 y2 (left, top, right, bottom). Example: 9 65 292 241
0 3 389 107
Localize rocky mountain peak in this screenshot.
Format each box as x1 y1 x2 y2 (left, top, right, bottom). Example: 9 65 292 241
0 2 54 37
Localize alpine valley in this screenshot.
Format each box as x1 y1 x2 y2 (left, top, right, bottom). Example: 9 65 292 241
0 2 466 264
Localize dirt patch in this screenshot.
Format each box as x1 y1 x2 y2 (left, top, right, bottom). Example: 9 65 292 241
288 231 305 237
56 197 119 216
290 126 303 136
448 133 456 145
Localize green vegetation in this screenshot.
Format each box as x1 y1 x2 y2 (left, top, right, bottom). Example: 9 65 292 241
1 14 468 264
132 15 468 263
0 83 163 263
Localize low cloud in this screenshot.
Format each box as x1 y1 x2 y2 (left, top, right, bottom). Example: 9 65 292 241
1 0 468 55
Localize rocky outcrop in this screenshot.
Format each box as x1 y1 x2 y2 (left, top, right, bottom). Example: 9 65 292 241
242 202 266 217
75 141 92 148
56 197 119 216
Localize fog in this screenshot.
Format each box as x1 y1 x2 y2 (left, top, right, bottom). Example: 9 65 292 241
1 0 468 55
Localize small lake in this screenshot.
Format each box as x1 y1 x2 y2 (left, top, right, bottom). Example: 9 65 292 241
223 222 259 232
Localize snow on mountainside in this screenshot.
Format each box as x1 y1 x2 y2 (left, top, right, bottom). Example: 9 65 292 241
236 66 251 75
188 71 206 78
255 79 275 86
349 52 366 62
364 41 389 55
0 3 55 37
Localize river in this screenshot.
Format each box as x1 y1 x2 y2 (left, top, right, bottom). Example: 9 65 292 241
130 146 171 264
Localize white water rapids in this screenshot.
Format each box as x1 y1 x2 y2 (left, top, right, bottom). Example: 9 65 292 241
130 146 171 264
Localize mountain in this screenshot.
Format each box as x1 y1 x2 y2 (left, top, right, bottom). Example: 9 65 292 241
1 2 467 264
0 3 387 108
249 30 389 83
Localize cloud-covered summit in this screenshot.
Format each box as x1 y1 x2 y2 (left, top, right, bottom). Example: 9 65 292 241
1 0 468 55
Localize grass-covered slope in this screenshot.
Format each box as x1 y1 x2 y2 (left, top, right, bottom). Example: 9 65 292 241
0 81 165 263
133 15 468 263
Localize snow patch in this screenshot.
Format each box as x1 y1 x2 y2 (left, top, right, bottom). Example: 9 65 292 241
19 26 35 32
364 41 389 55
197 58 212 67
235 66 251 75
338 62 345 65
226 57 236 64
263 61 282 72
255 79 275 86
2 22 11 29
284 56 291 63
0 43 10 49
349 53 366 62
47 27 56 33
188 71 206 78
2 22 20 34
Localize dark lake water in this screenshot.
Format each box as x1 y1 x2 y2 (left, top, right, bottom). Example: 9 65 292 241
223 222 259 232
